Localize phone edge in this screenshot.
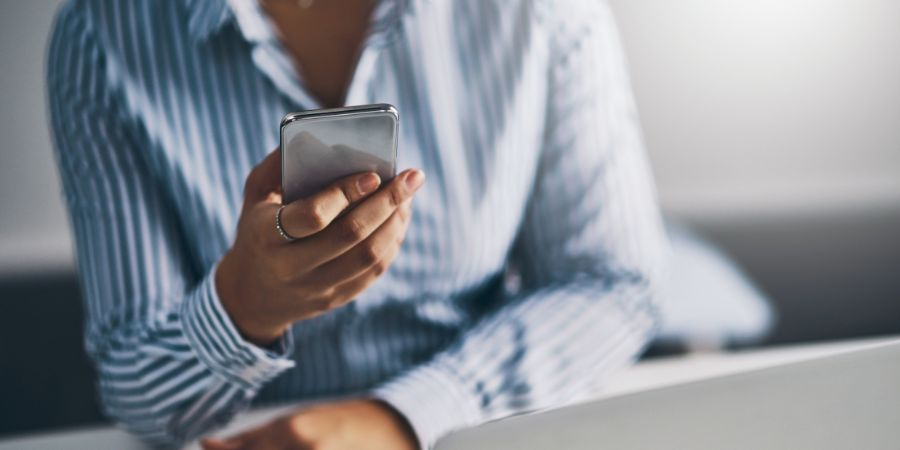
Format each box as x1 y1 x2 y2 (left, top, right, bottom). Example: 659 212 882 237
280 104 400 205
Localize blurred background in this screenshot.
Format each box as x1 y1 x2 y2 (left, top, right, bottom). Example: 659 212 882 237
1 0 898 439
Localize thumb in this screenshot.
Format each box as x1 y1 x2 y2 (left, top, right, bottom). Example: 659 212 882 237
244 148 282 203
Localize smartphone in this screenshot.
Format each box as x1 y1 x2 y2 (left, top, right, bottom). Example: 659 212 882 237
280 104 399 204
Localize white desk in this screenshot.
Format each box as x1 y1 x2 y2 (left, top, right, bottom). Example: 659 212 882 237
1 336 895 450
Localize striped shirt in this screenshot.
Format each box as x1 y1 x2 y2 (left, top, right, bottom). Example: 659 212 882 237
47 0 669 448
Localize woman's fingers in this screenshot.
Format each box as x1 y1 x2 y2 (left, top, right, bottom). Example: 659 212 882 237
227 160 423 335
327 238 406 309
295 169 423 266
279 171 382 239
308 200 410 286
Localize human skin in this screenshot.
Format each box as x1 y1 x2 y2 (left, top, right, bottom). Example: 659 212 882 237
201 399 418 450
215 149 423 345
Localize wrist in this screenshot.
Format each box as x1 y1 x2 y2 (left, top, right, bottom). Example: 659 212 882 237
215 251 287 346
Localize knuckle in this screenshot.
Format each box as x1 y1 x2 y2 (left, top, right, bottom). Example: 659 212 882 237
387 184 405 208
338 218 367 243
302 202 328 231
359 243 381 267
372 260 389 276
328 295 351 309
318 287 337 301
340 184 357 204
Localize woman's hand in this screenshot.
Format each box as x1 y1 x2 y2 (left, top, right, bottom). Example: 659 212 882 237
216 149 424 345
200 399 419 450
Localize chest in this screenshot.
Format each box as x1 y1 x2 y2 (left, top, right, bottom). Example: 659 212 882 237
262 1 375 108
133 4 551 296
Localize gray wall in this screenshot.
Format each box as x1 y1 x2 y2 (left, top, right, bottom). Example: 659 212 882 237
614 0 900 220
2 0 898 274
0 0 69 275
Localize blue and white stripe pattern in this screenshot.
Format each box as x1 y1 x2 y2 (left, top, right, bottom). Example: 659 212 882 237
47 0 669 447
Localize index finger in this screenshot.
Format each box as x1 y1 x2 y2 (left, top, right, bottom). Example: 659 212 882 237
279 171 382 239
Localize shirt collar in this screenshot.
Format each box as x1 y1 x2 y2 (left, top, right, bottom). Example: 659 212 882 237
183 0 418 44
184 0 234 42
227 0 278 43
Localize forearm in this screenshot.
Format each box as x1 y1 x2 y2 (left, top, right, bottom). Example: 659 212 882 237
374 272 661 449
90 266 295 447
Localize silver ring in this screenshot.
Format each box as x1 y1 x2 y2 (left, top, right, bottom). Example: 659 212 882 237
275 205 298 242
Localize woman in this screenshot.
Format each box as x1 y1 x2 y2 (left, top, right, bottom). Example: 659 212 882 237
48 0 668 448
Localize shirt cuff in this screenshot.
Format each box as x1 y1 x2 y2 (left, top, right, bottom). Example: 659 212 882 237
373 360 483 449
181 263 295 390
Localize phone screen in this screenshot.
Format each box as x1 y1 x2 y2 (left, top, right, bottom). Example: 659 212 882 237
282 109 398 204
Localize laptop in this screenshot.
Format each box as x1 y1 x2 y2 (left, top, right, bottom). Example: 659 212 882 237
436 340 900 450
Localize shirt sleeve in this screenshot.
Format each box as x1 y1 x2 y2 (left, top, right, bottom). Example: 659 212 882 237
373 2 670 448
47 5 294 447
